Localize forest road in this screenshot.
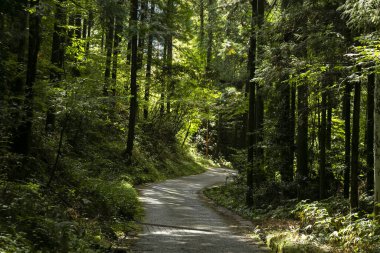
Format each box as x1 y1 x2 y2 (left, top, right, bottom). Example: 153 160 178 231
130 168 269 253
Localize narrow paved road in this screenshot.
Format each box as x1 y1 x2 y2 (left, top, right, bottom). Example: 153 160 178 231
130 168 269 253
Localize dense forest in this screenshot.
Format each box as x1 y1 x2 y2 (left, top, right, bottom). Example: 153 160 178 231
0 0 380 252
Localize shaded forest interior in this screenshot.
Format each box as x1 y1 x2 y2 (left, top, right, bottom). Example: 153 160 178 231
0 0 380 252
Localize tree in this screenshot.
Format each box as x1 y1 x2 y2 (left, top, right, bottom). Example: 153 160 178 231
319 76 327 199
46 0 66 133
366 73 375 194
375 73 380 217
125 0 139 160
12 0 41 159
246 0 258 207
343 80 352 199
351 71 361 209
143 2 154 120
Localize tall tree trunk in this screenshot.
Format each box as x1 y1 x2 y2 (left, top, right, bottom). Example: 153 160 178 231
327 90 333 150
319 81 327 199
351 77 361 209
366 73 375 194
246 0 258 207
297 83 309 181
86 10 93 53
160 43 167 115
111 16 122 97
144 2 155 120
46 0 66 133
12 0 41 158
199 0 205 48
343 81 351 199
68 15 75 44
9 0 28 143
206 0 213 73
137 0 148 70
104 16 114 96
374 74 380 217
278 1 294 183
74 13 81 38
166 0 174 114
279 78 293 182
125 0 139 160
254 0 265 182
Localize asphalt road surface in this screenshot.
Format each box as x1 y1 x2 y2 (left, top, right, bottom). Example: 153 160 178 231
130 168 269 253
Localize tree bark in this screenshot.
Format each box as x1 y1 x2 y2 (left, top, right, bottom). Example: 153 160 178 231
343 81 351 199
125 0 139 160
12 0 41 158
319 81 327 199
246 0 257 207
199 0 205 48
165 0 174 114
111 16 123 96
297 83 309 181
374 74 380 217
351 77 361 210
104 16 114 96
366 73 375 194
137 0 148 70
46 0 66 133
206 0 214 73
144 2 155 120
254 0 265 181
86 10 93 53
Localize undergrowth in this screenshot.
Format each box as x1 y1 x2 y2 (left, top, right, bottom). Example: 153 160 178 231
0 110 207 252
204 181 380 253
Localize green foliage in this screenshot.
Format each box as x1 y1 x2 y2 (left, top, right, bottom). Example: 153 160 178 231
205 182 380 253
294 199 380 253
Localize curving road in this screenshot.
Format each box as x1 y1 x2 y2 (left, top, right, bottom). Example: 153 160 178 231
130 168 269 253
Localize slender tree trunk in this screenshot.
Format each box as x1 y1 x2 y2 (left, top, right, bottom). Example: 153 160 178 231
278 1 294 183
279 78 293 182
290 83 296 174
46 0 66 133
246 0 257 207
199 0 205 48
160 43 167 115
166 0 174 114
367 73 375 194
351 78 361 209
343 81 351 199
86 10 93 53
374 74 380 217
125 0 139 160
206 0 213 73
111 16 122 97
254 0 265 182
104 16 114 96
68 15 75 45
166 35 173 114
74 14 81 38
297 83 309 181
137 0 148 70
327 90 333 150
9 0 28 144
319 82 327 199
12 0 41 158
82 18 87 40
144 2 155 120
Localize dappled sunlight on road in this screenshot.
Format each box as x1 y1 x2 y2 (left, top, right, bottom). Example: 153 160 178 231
131 168 269 253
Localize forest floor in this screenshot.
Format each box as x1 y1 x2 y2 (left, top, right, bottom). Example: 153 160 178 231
129 168 269 253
